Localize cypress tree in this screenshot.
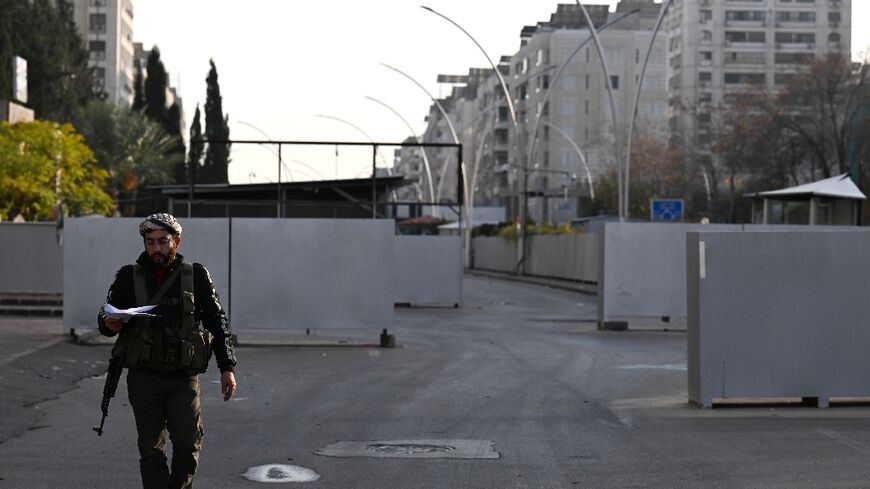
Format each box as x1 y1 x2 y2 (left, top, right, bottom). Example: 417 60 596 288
167 101 186 182
144 47 167 122
187 104 203 186
203 59 230 184
132 59 145 111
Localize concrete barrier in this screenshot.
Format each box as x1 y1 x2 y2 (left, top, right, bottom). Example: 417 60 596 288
598 223 867 326
395 236 462 306
0 223 62 294
527 233 598 283
63 218 400 333
64 218 231 330
471 237 516 274
597 222 742 325
687 231 870 407
230 219 394 331
471 234 599 283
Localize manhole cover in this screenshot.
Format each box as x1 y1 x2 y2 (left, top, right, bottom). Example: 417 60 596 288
241 464 321 483
315 439 499 459
366 443 456 455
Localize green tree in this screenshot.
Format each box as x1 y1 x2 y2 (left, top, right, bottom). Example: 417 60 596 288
167 102 186 182
144 48 168 122
589 132 705 221
203 59 230 183
0 0 98 122
140 46 186 182
132 59 145 112
73 101 181 216
187 104 204 186
0 120 114 220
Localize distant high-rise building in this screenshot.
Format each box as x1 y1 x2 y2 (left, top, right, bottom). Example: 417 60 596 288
72 0 135 107
507 0 667 222
665 0 852 154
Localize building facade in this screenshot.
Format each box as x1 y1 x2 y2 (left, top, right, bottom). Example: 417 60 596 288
665 0 852 152
509 1 668 221
72 0 135 107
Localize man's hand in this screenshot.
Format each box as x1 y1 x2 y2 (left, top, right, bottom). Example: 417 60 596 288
221 371 237 401
104 317 124 333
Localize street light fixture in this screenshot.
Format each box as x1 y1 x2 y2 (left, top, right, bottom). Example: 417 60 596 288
538 120 595 201
576 1 622 219
525 8 638 201
364 95 437 205
379 62 464 206
624 0 674 219
316 114 389 178
420 5 527 272
237 120 294 182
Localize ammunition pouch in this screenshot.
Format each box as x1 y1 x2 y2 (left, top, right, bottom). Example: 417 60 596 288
113 262 213 374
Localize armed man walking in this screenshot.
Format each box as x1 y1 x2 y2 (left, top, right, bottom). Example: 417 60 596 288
97 213 237 489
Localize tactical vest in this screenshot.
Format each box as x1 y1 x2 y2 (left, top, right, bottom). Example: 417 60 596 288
111 262 213 374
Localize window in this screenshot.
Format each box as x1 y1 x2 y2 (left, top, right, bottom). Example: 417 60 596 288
699 72 712 82
700 51 713 64
776 11 816 23
775 52 813 64
775 32 815 44
89 13 106 32
701 30 713 43
724 72 765 84
585 73 590 90
584 100 589 115
610 75 619 89
829 12 841 22
725 51 766 65
829 32 841 43
700 9 713 22
725 10 765 22
725 31 766 43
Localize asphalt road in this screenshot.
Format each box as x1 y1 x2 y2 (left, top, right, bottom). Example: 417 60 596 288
2 276 870 488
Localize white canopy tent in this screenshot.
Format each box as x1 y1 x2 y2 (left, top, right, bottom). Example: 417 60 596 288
747 174 866 225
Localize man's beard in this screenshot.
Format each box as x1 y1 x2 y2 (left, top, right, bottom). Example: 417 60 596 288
149 249 176 267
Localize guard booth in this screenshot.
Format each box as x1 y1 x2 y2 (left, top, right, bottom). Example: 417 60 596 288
748 174 866 226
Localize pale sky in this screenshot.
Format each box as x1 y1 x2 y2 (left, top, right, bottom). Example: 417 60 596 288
135 1 869 184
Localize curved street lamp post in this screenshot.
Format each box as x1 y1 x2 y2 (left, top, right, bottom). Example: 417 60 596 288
364 95 437 207
421 5 528 272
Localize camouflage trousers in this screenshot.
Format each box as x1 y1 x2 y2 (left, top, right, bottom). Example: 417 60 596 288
127 368 203 489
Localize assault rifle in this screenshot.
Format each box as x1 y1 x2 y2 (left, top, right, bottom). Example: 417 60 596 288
93 356 123 436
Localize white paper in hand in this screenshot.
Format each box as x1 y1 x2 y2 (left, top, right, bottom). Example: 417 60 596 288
103 304 159 323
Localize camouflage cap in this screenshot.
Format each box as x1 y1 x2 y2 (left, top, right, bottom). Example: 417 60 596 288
139 213 182 236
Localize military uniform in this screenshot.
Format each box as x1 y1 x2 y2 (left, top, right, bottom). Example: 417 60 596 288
99 242 236 489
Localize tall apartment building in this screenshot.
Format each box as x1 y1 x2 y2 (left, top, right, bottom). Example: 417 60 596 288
72 0 135 107
665 0 852 153
506 0 667 221
406 2 668 222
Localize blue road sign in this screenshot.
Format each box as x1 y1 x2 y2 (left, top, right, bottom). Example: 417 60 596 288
650 199 684 222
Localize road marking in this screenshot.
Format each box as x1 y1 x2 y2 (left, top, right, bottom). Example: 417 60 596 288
616 364 686 371
241 464 320 483
0 337 66 367
817 429 870 456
